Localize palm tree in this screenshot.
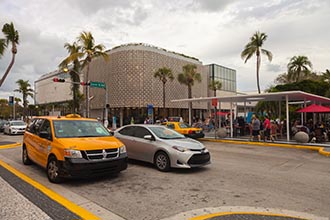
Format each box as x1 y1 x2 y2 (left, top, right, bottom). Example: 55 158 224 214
241 31 273 94
14 79 33 120
154 67 174 117
59 42 82 113
0 38 6 58
287 55 312 82
59 31 108 117
321 69 330 82
177 64 202 124
209 79 222 97
209 79 222 128
0 22 19 87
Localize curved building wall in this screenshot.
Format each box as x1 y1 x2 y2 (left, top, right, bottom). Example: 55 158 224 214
88 44 208 113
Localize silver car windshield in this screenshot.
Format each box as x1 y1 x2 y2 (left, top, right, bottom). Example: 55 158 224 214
149 126 185 139
53 120 110 138
10 121 25 126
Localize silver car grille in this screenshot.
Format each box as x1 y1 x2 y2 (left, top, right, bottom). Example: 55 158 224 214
83 149 119 161
190 148 206 153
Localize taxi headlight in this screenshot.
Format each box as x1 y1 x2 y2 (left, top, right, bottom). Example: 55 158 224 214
172 146 189 152
119 145 126 154
64 149 82 158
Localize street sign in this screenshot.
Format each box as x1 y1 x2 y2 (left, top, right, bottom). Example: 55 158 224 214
90 81 106 88
212 98 218 107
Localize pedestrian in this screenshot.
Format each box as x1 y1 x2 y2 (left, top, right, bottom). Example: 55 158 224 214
250 114 261 141
144 117 150 124
263 115 271 141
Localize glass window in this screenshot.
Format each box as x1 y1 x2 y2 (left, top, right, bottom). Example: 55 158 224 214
54 120 110 138
39 120 52 140
149 126 185 139
134 127 151 138
119 126 135 136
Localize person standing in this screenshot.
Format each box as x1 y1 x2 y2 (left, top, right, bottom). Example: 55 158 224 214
250 114 261 141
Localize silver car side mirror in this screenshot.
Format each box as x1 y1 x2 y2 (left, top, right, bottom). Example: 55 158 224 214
144 135 154 140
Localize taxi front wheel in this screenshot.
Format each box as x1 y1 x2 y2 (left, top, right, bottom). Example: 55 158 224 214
47 156 63 183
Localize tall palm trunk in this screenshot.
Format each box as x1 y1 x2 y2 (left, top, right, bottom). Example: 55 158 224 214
162 82 166 117
188 85 192 125
256 51 261 94
0 46 16 87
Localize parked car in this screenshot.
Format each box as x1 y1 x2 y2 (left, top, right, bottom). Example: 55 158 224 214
0 120 8 132
22 114 128 183
162 121 205 139
168 116 184 122
3 120 26 135
114 124 210 171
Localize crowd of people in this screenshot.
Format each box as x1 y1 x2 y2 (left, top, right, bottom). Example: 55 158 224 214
291 119 330 143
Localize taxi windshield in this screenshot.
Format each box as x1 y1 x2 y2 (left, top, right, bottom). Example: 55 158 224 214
178 123 191 128
53 120 110 138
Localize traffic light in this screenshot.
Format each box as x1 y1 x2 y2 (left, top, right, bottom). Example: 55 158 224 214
80 82 90 86
8 96 14 106
53 78 65 83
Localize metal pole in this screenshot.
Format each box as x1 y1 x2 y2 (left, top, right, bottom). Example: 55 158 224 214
86 83 90 118
104 86 109 128
13 93 15 119
286 95 290 141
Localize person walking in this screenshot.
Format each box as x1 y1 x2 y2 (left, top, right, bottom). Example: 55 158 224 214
263 115 271 141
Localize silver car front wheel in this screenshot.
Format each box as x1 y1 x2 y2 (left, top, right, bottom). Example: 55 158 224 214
155 151 170 172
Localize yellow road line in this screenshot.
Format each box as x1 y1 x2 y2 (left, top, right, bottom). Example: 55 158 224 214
201 138 330 157
189 211 306 220
0 159 100 220
0 142 21 149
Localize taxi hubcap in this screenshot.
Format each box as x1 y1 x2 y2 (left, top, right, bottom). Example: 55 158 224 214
48 161 58 179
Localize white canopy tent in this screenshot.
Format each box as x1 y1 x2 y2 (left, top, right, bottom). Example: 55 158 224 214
172 91 330 141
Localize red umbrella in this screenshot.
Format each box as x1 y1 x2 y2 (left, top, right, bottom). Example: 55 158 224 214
296 104 330 113
211 111 229 116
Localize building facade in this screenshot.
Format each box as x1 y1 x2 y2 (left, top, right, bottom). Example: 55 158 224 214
35 43 237 125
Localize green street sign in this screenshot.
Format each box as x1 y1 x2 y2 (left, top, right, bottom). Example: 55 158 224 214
90 81 106 88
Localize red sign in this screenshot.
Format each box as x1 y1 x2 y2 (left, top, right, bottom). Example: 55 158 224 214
212 99 217 107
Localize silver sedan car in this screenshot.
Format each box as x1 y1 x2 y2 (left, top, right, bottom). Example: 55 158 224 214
3 120 26 135
114 124 211 171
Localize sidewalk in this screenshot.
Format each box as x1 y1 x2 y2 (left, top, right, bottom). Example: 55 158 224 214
0 161 81 220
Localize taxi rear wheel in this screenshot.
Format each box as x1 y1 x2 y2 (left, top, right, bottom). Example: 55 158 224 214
22 145 32 165
154 151 170 172
47 156 63 183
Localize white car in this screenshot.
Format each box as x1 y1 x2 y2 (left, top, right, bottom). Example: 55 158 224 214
4 120 26 135
114 124 211 171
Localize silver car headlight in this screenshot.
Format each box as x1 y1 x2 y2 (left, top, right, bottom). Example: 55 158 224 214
64 149 82 158
172 146 190 152
119 145 126 154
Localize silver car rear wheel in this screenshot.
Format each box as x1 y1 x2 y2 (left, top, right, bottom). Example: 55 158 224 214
155 151 170 172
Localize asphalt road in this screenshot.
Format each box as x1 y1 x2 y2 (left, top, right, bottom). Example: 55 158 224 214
0 133 329 220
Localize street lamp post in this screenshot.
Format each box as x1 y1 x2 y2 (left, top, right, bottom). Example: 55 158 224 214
63 68 81 114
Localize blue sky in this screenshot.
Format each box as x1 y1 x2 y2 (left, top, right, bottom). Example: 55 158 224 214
0 0 329 103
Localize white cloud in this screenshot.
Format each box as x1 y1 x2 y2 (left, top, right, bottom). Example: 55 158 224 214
0 0 329 101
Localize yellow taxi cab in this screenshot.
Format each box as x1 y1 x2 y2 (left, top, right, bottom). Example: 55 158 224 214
22 114 127 183
162 121 205 139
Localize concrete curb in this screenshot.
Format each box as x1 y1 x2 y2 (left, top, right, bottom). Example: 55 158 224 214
200 138 330 157
162 206 329 220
